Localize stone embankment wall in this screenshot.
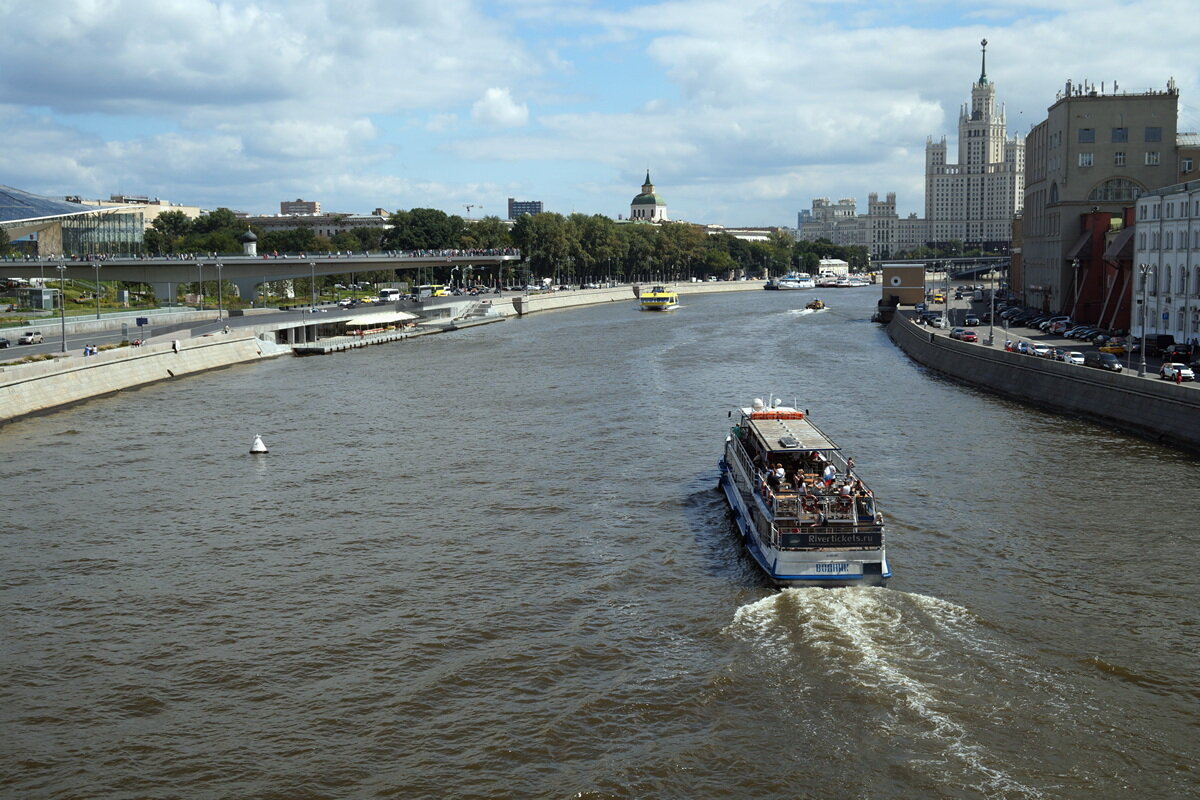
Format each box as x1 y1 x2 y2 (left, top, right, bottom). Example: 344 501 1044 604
0 336 288 424
887 314 1200 454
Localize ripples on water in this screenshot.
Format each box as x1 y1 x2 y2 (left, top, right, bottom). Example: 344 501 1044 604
3 288 1198 799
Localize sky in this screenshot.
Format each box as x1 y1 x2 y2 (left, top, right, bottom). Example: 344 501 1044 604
1 0 1197 228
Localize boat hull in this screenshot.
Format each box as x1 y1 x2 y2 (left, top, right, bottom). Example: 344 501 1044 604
718 455 889 587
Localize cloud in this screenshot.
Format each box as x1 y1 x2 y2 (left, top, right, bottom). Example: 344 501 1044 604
0 0 1196 225
471 88 529 128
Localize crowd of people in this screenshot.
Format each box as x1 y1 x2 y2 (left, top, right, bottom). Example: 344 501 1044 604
750 448 873 522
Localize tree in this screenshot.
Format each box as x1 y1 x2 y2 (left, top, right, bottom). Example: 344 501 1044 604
193 207 239 234
0 227 10 256
351 226 385 251
384 208 462 250
568 214 620 282
152 210 192 238
511 212 570 280
460 215 512 250
618 224 657 280
654 222 706 280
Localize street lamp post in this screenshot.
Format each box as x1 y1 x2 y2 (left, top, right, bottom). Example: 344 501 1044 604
1138 263 1153 377
941 261 950 329
1071 258 1080 318
309 262 317 311
93 263 102 319
196 263 203 311
57 264 67 353
215 262 223 321
987 267 996 346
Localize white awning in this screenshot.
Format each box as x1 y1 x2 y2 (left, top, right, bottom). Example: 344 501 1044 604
343 310 418 327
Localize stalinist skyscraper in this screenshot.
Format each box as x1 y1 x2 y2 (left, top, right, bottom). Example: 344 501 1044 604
924 40 1025 251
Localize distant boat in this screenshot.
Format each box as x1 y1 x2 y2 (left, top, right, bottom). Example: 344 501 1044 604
805 298 826 311
771 272 815 290
639 285 680 311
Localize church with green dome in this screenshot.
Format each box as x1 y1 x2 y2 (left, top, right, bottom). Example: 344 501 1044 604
629 171 667 222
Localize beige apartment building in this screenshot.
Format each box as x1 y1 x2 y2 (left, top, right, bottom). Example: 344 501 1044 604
924 40 1024 251
1022 78 1181 313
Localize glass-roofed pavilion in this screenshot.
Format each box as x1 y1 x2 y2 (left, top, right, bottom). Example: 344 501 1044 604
1 185 143 257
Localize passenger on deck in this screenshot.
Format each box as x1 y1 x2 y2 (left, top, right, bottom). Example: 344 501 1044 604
822 463 836 487
772 464 786 488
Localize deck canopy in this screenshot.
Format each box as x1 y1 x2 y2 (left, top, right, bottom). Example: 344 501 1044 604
746 416 838 453
342 310 418 327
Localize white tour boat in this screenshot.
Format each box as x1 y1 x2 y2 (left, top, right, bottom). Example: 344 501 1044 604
769 272 816 290
718 399 889 585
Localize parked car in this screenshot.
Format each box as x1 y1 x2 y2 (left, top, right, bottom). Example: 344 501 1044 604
1063 351 1085 365
914 302 927 313
960 330 978 343
1098 342 1128 354
1159 363 1195 381
964 315 981 326
1048 319 1073 334
0 337 9 348
18 331 43 344
950 327 966 339
1029 343 1053 358
1083 351 1123 372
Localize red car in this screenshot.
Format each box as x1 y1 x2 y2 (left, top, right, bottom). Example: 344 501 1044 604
961 329 978 342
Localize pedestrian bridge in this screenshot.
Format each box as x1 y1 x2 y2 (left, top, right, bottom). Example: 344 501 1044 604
0 250 522 301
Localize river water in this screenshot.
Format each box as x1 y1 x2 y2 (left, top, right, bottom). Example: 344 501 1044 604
3 287 1198 799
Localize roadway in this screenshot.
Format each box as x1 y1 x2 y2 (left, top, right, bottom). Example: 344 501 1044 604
917 287 1196 385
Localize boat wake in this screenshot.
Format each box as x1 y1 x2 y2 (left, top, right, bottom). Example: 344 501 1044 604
788 307 827 316
728 588 1049 798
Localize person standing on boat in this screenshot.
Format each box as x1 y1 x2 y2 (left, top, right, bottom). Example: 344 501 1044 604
822 463 836 487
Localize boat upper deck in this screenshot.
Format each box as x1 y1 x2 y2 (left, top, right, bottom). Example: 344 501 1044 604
740 411 838 454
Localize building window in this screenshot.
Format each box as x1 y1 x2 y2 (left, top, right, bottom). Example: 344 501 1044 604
1146 152 1161 166
1078 128 1095 143
1184 157 1195 173
1145 127 1163 142
1114 152 1126 166
1088 178 1138 202
1079 153 1094 167
1111 127 1128 143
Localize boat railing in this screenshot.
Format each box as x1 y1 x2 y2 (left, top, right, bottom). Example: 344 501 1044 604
773 491 875 525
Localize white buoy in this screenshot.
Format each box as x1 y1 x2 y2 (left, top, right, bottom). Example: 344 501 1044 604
250 434 268 454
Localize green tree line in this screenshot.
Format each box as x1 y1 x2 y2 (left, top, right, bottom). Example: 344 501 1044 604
142 206 872 285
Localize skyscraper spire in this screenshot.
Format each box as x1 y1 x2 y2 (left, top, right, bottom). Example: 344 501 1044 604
979 38 988 84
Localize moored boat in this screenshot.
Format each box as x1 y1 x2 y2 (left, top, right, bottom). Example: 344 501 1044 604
639 285 679 311
718 399 889 585
766 272 815 290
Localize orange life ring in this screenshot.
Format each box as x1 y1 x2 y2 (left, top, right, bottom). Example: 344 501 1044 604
801 497 817 513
